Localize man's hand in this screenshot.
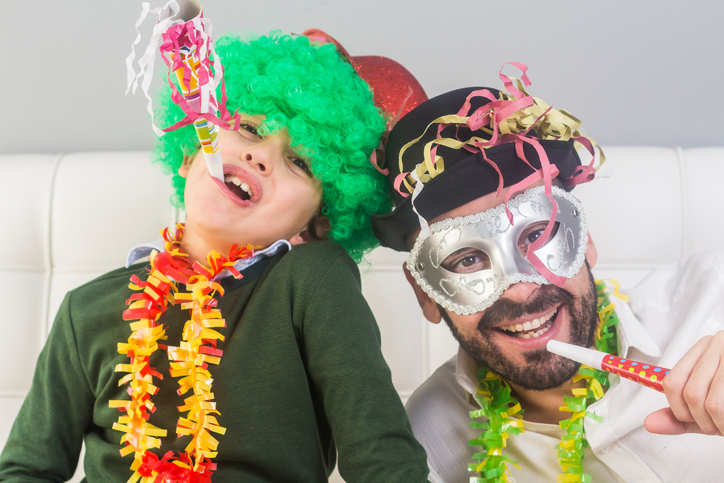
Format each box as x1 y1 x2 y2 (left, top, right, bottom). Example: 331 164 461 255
644 332 724 436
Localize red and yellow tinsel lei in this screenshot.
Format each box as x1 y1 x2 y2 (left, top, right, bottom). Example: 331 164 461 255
109 224 256 482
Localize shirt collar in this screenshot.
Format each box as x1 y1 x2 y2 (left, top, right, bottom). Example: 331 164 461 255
454 346 481 397
607 283 662 360
125 238 291 281
453 281 662 399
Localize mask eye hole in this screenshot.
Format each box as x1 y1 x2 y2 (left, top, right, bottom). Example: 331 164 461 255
441 248 491 274
518 221 559 257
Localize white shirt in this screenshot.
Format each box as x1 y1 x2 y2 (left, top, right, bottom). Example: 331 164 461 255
125 238 291 280
406 249 724 483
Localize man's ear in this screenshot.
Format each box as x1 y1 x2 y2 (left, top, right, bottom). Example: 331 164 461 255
585 232 598 268
178 154 194 178
289 212 331 246
402 262 442 324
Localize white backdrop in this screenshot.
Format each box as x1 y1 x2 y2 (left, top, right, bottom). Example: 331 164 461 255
2 0 723 154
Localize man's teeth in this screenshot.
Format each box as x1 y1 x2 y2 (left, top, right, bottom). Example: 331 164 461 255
224 174 253 196
499 309 557 339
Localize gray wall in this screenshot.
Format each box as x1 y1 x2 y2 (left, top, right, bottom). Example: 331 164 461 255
2 0 722 154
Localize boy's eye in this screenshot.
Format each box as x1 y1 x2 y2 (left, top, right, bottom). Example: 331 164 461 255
239 121 261 138
290 156 312 175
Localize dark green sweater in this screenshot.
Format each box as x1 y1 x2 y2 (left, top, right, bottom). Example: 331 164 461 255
0 241 428 482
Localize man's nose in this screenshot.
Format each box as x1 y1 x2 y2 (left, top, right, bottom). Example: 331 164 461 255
500 282 541 303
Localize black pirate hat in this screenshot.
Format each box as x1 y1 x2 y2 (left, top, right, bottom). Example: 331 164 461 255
371 81 600 251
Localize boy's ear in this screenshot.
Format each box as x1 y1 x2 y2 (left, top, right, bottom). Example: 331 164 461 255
289 212 331 246
288 233 307 246
178 154 194 178
402 262 442 324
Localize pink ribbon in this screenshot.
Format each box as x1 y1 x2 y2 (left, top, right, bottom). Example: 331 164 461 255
158 18 241 135
498 62 532 99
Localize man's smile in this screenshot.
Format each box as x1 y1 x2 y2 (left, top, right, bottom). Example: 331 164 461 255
479 303 568 353
497 308 559 339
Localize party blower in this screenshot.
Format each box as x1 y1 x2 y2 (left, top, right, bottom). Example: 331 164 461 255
547 340 671 392
127 0 239 182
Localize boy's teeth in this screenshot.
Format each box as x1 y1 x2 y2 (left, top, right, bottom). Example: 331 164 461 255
499 309 557 339
225 174 241 185
224 175 254 197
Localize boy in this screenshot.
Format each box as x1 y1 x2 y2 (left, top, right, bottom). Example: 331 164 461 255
0 32 428 482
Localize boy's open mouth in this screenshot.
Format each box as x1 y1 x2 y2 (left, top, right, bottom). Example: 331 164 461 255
212 165 262 206
496 309 558 339
224 174 254 201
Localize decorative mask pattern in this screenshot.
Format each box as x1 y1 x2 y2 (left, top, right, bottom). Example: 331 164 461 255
407 186 588 315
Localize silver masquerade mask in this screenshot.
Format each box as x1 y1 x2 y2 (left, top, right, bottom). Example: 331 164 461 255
406 186 588 315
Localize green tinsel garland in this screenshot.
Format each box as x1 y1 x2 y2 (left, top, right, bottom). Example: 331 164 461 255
469 280 624 483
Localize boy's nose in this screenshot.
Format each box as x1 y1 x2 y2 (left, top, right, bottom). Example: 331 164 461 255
243 152 269 174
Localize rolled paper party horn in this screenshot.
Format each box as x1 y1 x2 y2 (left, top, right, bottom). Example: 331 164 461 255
161 0 224 181
547 340 670 392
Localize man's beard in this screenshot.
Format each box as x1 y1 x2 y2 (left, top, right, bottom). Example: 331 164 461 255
440 264 599 391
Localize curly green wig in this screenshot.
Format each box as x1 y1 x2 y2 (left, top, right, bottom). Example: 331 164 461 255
152 31 390 262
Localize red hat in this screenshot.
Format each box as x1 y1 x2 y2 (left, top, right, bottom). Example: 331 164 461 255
302 29 428 126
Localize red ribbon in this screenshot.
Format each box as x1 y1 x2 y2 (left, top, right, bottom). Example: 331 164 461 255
138 451 216 483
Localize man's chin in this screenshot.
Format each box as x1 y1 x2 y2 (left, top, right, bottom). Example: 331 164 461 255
463 336 581 390
500 351 581 391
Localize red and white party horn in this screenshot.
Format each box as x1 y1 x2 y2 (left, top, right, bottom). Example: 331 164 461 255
547 340 670 392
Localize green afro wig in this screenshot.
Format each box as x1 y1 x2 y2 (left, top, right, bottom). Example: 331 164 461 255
152 30 390 262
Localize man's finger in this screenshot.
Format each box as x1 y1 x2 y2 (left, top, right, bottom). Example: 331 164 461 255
644 408 706 435
681 344 721 434
662 336 711 424
707 365 724 434
686 332 724 433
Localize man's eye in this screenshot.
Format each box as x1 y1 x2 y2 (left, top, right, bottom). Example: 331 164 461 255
518 221 559 256
460 256 479 268
525 229 544 245
441 249 491 274
239 122 260 137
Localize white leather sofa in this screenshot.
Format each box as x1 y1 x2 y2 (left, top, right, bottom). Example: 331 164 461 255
1 147 723 480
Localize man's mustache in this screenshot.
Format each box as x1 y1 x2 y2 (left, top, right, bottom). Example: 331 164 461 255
477 284 574 331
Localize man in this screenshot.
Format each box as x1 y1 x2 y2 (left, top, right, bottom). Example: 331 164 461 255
371 67 724 482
